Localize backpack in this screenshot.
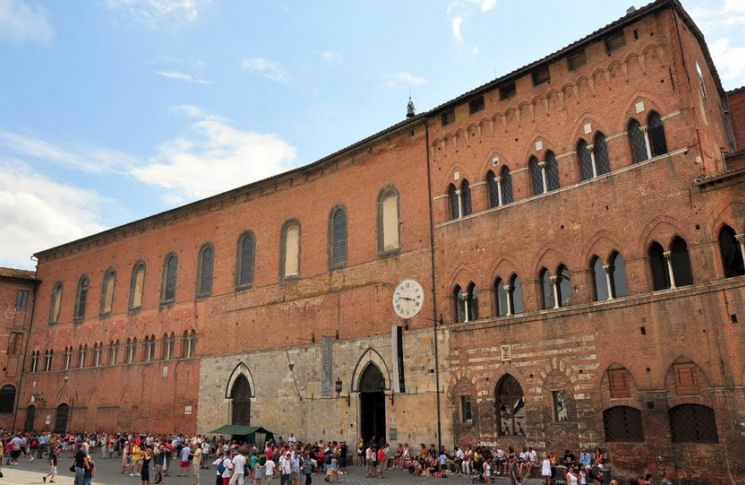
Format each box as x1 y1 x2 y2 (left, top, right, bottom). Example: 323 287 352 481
217 459 226 475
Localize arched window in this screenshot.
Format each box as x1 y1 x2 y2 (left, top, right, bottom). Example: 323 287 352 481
49 282 63 324
143 335 156 362
188 330 197 358
466 282 478 321
510 274 524 314
609 251 629 298
494 278 508 317
100 268 116 315
669 404 718 443
197 244 214 297
540 268 554 309
603 406 644 442
591 256 609 301
64 347 72 370
377 186 400 255
93 343 102 367
649 241 670 290
281 220 302 276
231 375 252 426
0 385 16 414
648 111 667 157
129 261 145 310
460 180 472 216
329 206 348 269
162 333 175 361
78 345 87 368
501 166 513 204
546 151 560 191
73 275 89 321
160 253 178 303
578 139 594 181
556 264 571 307
594 132 611 175
236 232 256 288
529 156 544 195
109 340 119 365
44 349 54 371
487 171 499 209
628 118 648 163
448 184 459 219
496 374 525 436
453 285 465 323
719 225 745 277
7 332 22 355
670 237 693 287
30 351 39 373
126 338 136 364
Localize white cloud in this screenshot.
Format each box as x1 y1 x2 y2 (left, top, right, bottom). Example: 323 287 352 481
241 57 289 84
0 159 108 268
0 129 138 174
451 16 464 42
130 106 297 204
689 0 745 89
471 45 480 57
157 69 212 84
709 38 745 88
384 71 427 87
0 0 53 45
105 0 201 29
321 51 342 63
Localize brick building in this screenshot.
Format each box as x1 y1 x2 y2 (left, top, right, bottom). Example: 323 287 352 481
10 0 745 482
0 268 38 430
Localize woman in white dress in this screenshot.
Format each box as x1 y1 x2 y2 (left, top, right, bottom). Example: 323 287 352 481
541 453 552 485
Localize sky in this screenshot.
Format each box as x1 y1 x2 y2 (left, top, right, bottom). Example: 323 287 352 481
1 0 744 270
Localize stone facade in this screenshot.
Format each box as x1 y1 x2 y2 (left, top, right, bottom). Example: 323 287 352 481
11 1 745 483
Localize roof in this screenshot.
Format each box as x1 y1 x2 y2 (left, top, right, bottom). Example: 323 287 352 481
728 86 745 96
35 0 722 261
209 425 273 436
0 267 38 281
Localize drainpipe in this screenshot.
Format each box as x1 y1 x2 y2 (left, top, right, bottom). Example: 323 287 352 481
423 118 443 450
13 260 40 431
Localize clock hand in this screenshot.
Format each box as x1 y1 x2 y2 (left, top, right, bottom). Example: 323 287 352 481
399 297 415 301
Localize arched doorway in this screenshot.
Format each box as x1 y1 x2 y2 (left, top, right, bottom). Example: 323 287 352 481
54 403 70 434
24 405 36 432
230 375 251 426
359 364 386 445
496 374 526 436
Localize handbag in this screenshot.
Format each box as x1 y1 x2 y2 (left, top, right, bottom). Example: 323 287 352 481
69 464 76 472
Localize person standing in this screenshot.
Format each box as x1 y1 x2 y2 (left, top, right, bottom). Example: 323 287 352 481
43 441 59 483
141 447 153 485
83 454 95 485
231 450 247 485
193 444 203 485
74 443 89 485
483 457 492 485
179 442 192 477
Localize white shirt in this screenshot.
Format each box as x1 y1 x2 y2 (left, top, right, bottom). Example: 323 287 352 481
455 448 464 460
181 447 192 462
281 457 292 474
222 457 233 478
265 460 276 476
232 454 247 474
530 450 537 463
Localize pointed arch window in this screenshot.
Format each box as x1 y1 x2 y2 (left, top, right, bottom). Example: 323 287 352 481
466 282 478 321
501 166 513 204
578 139 594 181
670 237 693 287
93 343 102 367
487 170 499 208
460 180 472 216
160 253 178 303
609 251 629 298
718 226 745 278
78 345 87 368
649 241 669 290
453 285 465 323
495 278 508 317
49 282 63 324
109 340 119 365
329 206 348 269
594 132 611 175
196 244 214 297
129 261 145 311
510 275 524 314
281 220 302 277
188 330 196 358
487 168 513 208
529 156 544 195
591 256 609 301
556 264 571 307
448 184 459 219
648 111 667 157
73 275 89 322
162 333 175 361
100 268 116 315
628 119 648 163
64 347 72 370
540 268 554 309
237 232 256 288
126 338 136 364
44 349 53 371
497 374 526 436
377 187 400 256
7 333 22 355
546 151 560 191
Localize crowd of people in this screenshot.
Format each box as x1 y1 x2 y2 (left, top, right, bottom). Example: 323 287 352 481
0 430 669 485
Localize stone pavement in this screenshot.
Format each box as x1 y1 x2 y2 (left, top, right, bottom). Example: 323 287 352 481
1 455 544 485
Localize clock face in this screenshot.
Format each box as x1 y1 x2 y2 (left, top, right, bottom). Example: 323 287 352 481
392 279 424 320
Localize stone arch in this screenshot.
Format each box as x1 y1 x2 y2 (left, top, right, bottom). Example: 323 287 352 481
598 362 642 409
708 201 745 242
523 133 558 161
447 367 477 397
467 123 480 140
637 215 686 256
608 60 625 81
546 89 563 112
446 264 481 291
439 163 473 194
225 362 256 399
531 244 569 281
569 113 610 146
592 68 610 92
539 357 579 391
490 257 523 284
532 95 548 119
664 356 712 408
576 76 593 99
476 362 529 396
616 91 671 133
351 348 391 392
581 230 625 268
455 128 468 149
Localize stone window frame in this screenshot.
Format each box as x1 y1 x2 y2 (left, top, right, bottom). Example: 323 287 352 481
328 204 348 271
128 260 146 312
376 185 402 258
279 219 302 280
718 224 745 278
160 252 179 305
73 274 90 323
99 266 117 317
49 281 63 324
235 231 256 290
196 243 215 298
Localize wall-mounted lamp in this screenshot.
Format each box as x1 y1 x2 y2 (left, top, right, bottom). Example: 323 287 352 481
335 377 350 406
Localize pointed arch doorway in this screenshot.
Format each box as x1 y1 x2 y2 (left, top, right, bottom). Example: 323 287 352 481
230 375 251 426
359 364 386 445
54 403 70 434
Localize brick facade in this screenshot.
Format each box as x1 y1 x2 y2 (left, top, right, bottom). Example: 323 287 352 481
12 1 745 483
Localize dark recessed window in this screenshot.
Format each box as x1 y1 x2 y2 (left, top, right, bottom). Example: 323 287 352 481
441 109 455 126
15 290 29 310
499 82 516 100
532 65 551 86
605 31 626 54
469 96 485 114
567 50 587 71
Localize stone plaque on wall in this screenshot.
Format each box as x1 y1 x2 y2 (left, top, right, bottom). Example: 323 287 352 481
321 336 333 396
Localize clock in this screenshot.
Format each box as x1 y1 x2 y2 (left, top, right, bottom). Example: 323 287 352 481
392 279 424 320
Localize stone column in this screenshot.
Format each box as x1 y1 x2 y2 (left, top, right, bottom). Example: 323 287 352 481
455 189 463 218
550 275 560 309
461 291 470 322
539 161 548 193
736 234 745 266
663 251 676 289
603 264 614 300
642 126 652 160
588 144 598 178
503 284 513 316
495 176 503 206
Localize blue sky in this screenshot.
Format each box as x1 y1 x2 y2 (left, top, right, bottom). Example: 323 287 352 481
1 0 743 269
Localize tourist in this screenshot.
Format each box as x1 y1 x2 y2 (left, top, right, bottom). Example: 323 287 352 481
279 451 292 485
131 440 142 477
264 452 276 485
193 443 203 485
179 441 192 477
74 442 89 485
482 455 492 485
231 449 247 485
566 465 579 485
253 455 266 485
141 447 153 485
83 454 95 485
43 441 59 483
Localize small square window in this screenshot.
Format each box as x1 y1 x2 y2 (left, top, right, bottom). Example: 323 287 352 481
468 96 485 114
460 396 473 422
441 109 455 126
568 50 587 71
605 31 626 54
499 82 516 100
532 65 551 86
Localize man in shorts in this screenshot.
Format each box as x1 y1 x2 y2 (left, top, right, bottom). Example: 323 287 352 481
179 442 192 477
43 441 60 483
